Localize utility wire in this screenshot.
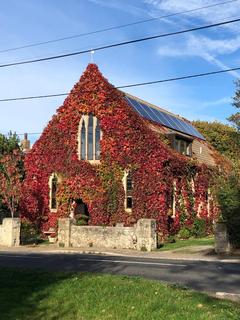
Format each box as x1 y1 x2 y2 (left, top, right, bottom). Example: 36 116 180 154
1 17 240 69
0 93 69 102
0 65 239 102
118 67 240 88
1 132 41 136
0 0 237 54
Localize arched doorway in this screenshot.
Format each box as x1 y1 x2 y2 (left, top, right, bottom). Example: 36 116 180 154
71 199 89 225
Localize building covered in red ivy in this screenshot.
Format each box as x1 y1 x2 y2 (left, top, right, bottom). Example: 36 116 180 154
21 64 223 237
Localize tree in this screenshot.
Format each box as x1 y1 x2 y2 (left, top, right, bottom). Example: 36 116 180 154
193 120 240 247
192 121 240 165
215 174 240 247
0 134 24 218
0 132 19 155
0 149 24 218
228 79 240 131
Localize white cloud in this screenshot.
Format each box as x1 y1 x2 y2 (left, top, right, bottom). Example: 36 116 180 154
146 0 240 77
158 34 240 77
87 0 147 17
202 96 231 107
157 33 240 58
144 0 240 26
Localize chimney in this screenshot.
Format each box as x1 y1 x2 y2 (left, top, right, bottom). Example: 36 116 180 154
21 133 30 152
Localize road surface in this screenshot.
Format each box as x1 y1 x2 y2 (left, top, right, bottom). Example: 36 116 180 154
0 252 239 294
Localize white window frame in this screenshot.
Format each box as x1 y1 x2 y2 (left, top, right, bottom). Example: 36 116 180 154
173 136 192 157
49 173 59 212
172 180 177 217
123 171 133 213
78 114 102 163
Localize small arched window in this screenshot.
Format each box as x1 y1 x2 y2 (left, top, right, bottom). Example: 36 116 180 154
169 180 176 217
49 173 58 211
123 171 133 212
78 114 101 161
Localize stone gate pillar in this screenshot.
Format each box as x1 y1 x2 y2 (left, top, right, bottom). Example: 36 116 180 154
215 222 231 254
136 219 157 251
58 218 71 247
0 218 20 246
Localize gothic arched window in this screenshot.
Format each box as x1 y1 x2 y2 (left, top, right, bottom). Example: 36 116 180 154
49 173 58 211
78 114 101 162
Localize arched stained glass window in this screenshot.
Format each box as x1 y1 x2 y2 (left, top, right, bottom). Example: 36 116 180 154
81 120 86 160
78 114 101 161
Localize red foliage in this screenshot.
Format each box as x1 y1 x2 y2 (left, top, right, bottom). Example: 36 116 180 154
0 149 24 217
21 64 218 236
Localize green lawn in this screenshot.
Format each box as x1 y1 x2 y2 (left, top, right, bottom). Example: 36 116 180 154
158 237 215 251
0 268 239 320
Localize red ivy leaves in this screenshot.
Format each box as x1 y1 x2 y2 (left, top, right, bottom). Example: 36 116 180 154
21 64 218 236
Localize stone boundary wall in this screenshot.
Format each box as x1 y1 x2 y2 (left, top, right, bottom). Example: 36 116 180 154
58 218 157 251
0 218 20 247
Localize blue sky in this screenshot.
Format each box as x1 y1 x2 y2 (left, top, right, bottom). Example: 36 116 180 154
0 0 239 143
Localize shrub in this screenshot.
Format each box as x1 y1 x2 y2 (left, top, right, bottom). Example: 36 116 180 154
0 203 9 224
74 214 89 226
178 227 191 239
20 221 40 245
191 218 206 238
166 235 176 243
215 174 240 248
226 214 240 248
217 175 240 218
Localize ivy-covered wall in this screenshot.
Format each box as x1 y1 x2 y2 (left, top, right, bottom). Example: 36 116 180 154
20 64 219 237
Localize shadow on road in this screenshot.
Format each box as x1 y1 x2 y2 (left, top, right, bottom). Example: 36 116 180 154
0 251 240 319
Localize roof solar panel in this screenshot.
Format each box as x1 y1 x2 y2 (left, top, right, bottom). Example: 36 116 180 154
125 96 205 140
150 107 170 127
135 100 154 121
171 116 194 135
126 97 151 121
184 122 199 136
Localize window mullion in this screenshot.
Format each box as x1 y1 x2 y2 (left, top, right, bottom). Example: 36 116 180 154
78 118 83 160
85 116 89 160
93 116 97 161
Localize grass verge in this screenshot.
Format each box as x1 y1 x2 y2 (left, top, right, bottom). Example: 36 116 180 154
0 268 238 320
158 237 214 251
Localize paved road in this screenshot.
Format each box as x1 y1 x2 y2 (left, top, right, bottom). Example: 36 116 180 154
0 252 239 294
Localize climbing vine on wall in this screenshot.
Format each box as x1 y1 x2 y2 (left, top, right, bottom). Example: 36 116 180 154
21 64 221 237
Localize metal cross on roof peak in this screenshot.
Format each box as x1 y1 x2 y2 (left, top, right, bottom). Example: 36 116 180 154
90 50 95 63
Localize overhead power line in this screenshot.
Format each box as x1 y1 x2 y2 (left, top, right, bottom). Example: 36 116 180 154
0 65 239 102
1 132 41 136
0 0 237 54
0 93 69 102
1 17 240 69
118 67 240 88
